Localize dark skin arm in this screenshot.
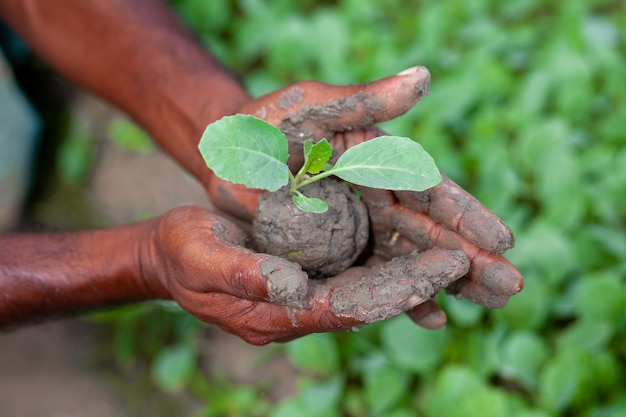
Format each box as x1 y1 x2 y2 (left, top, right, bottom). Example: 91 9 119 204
0 0 522 338
0 206 469 344
0 0 249 185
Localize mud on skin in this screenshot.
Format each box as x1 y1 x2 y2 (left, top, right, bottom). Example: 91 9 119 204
330 249 470 323
252 178 369 279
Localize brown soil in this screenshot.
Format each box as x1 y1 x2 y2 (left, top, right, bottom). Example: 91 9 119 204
253 178 369 278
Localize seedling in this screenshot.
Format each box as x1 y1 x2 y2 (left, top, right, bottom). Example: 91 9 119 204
198 114 442 213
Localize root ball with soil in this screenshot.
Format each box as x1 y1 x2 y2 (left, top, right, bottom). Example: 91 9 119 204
253 178 369 278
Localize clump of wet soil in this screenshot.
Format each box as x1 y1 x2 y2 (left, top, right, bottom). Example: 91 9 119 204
252 178 369 278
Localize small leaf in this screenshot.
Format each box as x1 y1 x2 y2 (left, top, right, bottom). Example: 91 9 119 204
198 114 290 191
381 315 448 374
302 139 333 174
285 334 340 376
364 360 409 415
538 347 584 412
108 118 155 154
292 193 329 213
151 344 195 392
330 136 442 191
500 331 549 390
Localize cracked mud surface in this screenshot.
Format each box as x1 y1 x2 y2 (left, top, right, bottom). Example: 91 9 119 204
329 249 470 323
253 178 369 278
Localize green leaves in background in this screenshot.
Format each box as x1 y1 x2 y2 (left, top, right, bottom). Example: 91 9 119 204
381 315 448 374
285 333 340 377
269 377 344 417
108 118 155 154
151 344 196 392
55 119 95 185
362 353 410 416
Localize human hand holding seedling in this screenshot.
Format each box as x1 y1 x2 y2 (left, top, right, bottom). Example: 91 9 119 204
200 114 444 279
199 114 442 213
204 67 523 329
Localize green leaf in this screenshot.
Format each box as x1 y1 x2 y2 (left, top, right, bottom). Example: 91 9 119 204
421 365 496 417
198 114 289 191
441 296 484 328
381 315 448 374
270 377 344 417
538 347 584 412
151 344 196 392
330 136 442 191
285 334 340 377
364 357 409 416
574 273 626 324
107 118 155 154
302 139 333 174
500 331 549 390
292 193 328 213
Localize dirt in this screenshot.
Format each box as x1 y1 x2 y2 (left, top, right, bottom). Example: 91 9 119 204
252 178 369 279
329 249 470 323
261 256 308 309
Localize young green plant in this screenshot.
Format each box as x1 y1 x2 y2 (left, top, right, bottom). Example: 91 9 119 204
198 114 442 213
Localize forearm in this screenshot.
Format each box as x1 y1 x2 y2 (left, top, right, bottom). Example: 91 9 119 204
0 220 167 330
0 0 250 185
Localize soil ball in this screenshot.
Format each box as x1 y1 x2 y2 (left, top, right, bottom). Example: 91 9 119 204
253 178 369 278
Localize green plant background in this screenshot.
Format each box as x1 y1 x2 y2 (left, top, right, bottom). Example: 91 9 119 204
44 0 626 416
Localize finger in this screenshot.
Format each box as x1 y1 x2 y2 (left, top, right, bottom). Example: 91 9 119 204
405 300 447 329
175 289 361 345
325 248 469 324
396 173 515 254
240 66 431 143
363 196 523 300
179 249 468 345
446 278 512 309
161 207 308 309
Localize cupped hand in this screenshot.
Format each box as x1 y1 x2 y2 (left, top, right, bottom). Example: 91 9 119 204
205 66 523 329
139 205 469 344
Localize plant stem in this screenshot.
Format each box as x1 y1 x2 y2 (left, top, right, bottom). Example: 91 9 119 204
288 170 299 195
294 170 336 190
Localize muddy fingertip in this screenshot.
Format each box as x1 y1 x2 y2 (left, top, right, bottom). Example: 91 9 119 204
261 257 309 310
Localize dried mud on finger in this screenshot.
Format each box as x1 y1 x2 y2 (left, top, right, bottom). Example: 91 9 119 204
329 249 470 323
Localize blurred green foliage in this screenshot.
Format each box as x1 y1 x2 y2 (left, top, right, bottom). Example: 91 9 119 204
96 0 626 416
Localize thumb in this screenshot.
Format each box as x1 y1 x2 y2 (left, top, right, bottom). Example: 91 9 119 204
240 66 431 141
155 206 310 309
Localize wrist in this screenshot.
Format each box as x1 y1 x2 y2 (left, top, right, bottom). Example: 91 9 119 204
136 216 173 300
0 221 170 328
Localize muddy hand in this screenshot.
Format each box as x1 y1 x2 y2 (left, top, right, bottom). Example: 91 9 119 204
207 67 523 329
141 206 465 344
357 171 523 329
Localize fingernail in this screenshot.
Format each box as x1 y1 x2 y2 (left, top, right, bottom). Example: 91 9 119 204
396 66 431 97
261 257 309 310
401 294 424 310
396 65 430 81
396 65 431 79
